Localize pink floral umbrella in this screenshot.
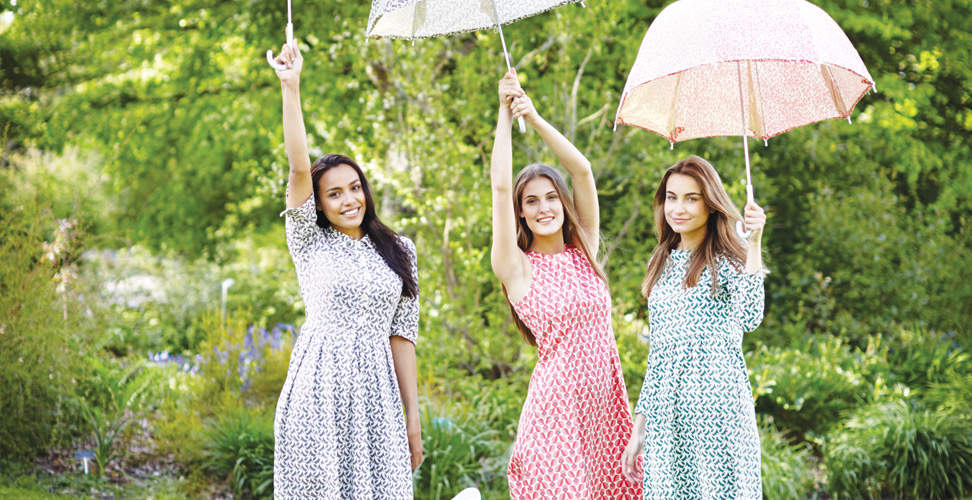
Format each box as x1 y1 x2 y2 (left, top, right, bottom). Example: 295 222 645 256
614 0 874 237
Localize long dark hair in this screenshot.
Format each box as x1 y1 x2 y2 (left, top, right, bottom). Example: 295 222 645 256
641 155 746 297
504 163 605 346
310 154 417 298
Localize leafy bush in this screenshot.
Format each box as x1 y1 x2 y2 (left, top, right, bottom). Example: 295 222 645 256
74 357 161 476
760 418 816 500
414 404 508 500
0 158 92 458
824 400 972 499
201 407 275 499
885 328 970 390
748 335 890 441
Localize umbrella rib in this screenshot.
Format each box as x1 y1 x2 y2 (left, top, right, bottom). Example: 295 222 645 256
666 72 683 143
749 61 768 140
821 64 848 118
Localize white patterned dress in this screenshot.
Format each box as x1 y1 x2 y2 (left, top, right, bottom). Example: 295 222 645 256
275 196 417 499
635 249 764 499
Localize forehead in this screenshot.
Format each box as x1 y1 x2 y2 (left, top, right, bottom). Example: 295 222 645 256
666 173 702 194
319 164 361 190
521 176 557 197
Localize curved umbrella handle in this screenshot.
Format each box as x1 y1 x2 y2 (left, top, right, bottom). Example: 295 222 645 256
736 183 754 240
266 22 294 71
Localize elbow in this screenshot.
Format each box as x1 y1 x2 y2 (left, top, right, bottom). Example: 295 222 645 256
491 182 511 196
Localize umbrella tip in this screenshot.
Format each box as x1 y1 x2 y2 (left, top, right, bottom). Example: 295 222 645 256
669 142 674 150
763 139 768 147
580 1 587 7
847 116 852 124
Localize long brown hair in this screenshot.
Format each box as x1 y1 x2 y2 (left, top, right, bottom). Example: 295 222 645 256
505 163 605 346
641 156 746 298
310 154 417 298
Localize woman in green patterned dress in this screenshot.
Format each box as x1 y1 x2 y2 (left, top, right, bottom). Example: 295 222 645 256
621 155 767 499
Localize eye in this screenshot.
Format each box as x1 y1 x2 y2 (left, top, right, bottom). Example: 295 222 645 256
525 198 537 205
666 195 676 201
328 192 339 198
351 184 361 191
546 194 558 201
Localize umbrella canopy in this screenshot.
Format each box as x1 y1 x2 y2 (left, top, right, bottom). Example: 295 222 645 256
614 0 875 143
367 0 583 39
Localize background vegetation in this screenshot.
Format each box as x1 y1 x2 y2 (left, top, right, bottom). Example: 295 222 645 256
1 0 969 498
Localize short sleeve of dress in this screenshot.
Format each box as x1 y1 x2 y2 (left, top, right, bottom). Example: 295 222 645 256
389 236 419 344
719 258 766 333
279 195 317 258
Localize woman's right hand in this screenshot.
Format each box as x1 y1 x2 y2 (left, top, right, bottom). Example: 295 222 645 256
622 428 644 484
274 41 302 89
498 69 523 108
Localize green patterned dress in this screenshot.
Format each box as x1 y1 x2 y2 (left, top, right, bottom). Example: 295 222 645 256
635 249 764 499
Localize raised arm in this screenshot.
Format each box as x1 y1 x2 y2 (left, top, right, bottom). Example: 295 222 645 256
510 80 599 253
273 42 313 209
490 71 531 303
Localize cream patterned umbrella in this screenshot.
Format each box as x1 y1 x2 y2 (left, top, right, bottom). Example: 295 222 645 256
614 0 874 236
368 0 586 131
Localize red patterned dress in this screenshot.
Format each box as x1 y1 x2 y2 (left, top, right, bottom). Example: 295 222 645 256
508 245 643 499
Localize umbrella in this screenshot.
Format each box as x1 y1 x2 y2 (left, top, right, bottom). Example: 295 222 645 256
266 0 295 71
614 0 874 237
367 0 587 132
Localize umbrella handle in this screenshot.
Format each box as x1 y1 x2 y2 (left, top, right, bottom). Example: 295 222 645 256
736 183 755 240
266 22 294 71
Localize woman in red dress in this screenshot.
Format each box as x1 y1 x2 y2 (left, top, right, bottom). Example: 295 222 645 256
489 70 642 499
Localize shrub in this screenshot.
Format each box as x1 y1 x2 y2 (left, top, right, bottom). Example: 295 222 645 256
748 335 890 441
885 328 970 390
824 400 972 499
0 163 91 458
760 418 816 500
202 407 275 499
74 357 161 476
413 404 507 500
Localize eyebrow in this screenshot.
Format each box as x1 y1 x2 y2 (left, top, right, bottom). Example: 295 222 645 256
666 191 702 196
325 180 361 193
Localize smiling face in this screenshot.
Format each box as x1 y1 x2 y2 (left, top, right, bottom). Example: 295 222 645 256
519 176 565 239
664 172 711 242
317 164 366 238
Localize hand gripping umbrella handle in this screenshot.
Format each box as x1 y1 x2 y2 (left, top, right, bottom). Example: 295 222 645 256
736 183 754 240
266 22 294 71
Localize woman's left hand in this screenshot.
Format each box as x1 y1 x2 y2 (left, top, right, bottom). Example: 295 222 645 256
406 415 423 471
510 91 538 124
744 200 766 240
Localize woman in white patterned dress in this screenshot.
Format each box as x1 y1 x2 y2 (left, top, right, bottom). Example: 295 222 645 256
271 41 422 499
621 156 767 499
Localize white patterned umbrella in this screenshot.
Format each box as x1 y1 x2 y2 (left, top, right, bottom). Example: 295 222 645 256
614 0 874 236
368 0 586 131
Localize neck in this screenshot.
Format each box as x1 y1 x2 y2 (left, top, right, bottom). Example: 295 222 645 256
529 231 566 255
336 225 364 240
677 226 706 251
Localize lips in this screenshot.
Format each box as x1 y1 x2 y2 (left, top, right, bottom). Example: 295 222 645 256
341 207 361 218
537 215 556 224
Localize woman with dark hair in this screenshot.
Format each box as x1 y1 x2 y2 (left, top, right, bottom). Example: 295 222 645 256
270 42 421 499
490 70 642 499
621 156 767 498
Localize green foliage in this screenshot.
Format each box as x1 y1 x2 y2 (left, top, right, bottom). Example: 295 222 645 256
413 404 508 500
202 407 275 500
0 154 92 458
748 335 892 440
74 358 161 476
885 328 970 390
760 418 816 500
824 400 972 500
